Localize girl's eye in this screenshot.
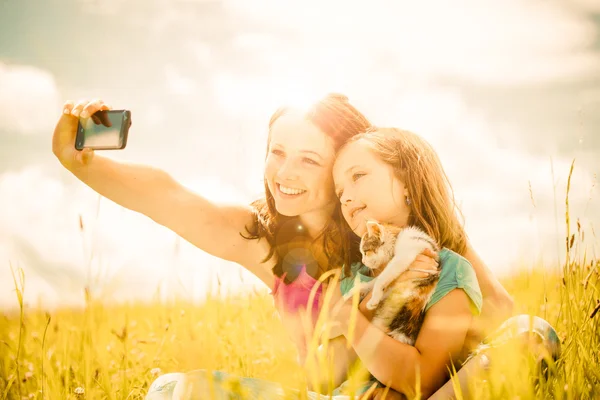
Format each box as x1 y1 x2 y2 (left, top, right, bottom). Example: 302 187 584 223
303 158 320 166
352 173 365 181
271 149 284 156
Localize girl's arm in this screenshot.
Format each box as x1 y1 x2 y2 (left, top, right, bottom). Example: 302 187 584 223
337 289 473 399
311 255 439 392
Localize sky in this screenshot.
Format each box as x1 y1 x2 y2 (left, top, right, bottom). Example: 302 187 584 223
1 0 599 310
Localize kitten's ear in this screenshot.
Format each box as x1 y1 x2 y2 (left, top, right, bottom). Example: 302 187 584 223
360 232 369 246
366 220 382 237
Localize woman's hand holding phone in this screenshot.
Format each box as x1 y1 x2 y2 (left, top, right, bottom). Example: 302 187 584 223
52 99 112 168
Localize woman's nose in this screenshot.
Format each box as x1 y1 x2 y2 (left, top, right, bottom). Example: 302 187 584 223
277 159 299 181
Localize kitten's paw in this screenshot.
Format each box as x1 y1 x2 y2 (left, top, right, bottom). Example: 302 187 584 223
366 298 380 310
367 285 384 310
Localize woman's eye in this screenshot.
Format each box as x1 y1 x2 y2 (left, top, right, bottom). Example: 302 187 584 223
352 173 365 181
271 149 284 156
303 158 320 166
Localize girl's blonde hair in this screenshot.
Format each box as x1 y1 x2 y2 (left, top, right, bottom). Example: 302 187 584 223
342 127 468 259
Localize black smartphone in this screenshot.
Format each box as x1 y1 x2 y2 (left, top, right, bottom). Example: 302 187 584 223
75 109 132 150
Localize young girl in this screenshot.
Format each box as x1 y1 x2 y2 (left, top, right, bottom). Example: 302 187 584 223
327 127 484 398
326 127 559 399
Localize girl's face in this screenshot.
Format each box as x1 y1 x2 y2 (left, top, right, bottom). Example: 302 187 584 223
264 111 337 220
333 140 411 237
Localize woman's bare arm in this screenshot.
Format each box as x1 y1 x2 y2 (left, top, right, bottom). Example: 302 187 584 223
53 100 274 286
463 243 514 334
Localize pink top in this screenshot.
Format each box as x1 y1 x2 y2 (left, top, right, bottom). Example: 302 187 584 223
271 265 324 359
271 265 323 315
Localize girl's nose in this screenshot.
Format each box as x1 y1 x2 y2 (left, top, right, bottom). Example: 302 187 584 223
340 190 353 205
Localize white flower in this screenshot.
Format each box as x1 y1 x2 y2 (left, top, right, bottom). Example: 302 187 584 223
150 367 162 377
74 387 85 395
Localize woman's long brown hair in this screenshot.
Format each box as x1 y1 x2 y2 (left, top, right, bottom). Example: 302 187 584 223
241 93 371 283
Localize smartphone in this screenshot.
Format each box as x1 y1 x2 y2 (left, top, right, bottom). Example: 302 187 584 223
75 109 132 150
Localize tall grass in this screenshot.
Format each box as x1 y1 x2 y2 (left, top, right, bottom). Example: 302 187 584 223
1 163 599 399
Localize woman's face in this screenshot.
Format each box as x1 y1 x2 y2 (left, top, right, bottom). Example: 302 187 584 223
264 111 337 219
333 140 411 237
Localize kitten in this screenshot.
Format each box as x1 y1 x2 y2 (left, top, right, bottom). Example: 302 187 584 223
345 220 441 345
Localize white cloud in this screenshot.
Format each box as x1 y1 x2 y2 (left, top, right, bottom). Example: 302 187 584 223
570 0 600 13
225 0 600 85
164 64 199 95
74 0 600 87
0 62 61 135
232 33 279 52
184 41 214 67
212 72 326 118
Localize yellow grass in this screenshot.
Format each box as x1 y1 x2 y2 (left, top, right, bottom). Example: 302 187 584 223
1 162 599 399
1 260 598 399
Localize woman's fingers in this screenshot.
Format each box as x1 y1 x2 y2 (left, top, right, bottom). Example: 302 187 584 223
75 149 84 163
80 98 109 118
98 105 112 127
71 99 88 117
70 98 110 118
63 100 75 115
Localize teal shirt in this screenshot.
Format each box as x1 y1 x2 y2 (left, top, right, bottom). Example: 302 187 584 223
340 248 483 315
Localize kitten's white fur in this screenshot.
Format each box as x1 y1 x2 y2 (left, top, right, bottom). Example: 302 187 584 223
344 221 437 311
366 225 437 310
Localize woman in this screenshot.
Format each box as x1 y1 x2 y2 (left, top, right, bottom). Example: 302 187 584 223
52 95 514 398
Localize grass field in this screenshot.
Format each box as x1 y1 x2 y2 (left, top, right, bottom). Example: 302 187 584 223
1 169 599 399
2 258 598 399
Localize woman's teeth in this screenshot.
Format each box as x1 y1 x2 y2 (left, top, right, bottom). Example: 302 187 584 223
278 184 306 195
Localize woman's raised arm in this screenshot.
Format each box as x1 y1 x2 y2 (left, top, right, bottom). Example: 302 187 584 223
53 99 274 285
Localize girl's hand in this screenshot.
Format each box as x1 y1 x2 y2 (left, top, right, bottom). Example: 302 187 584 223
405 248 439 278
52 99 112 169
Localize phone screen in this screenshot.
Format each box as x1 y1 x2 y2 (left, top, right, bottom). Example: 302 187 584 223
78 110 129 149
